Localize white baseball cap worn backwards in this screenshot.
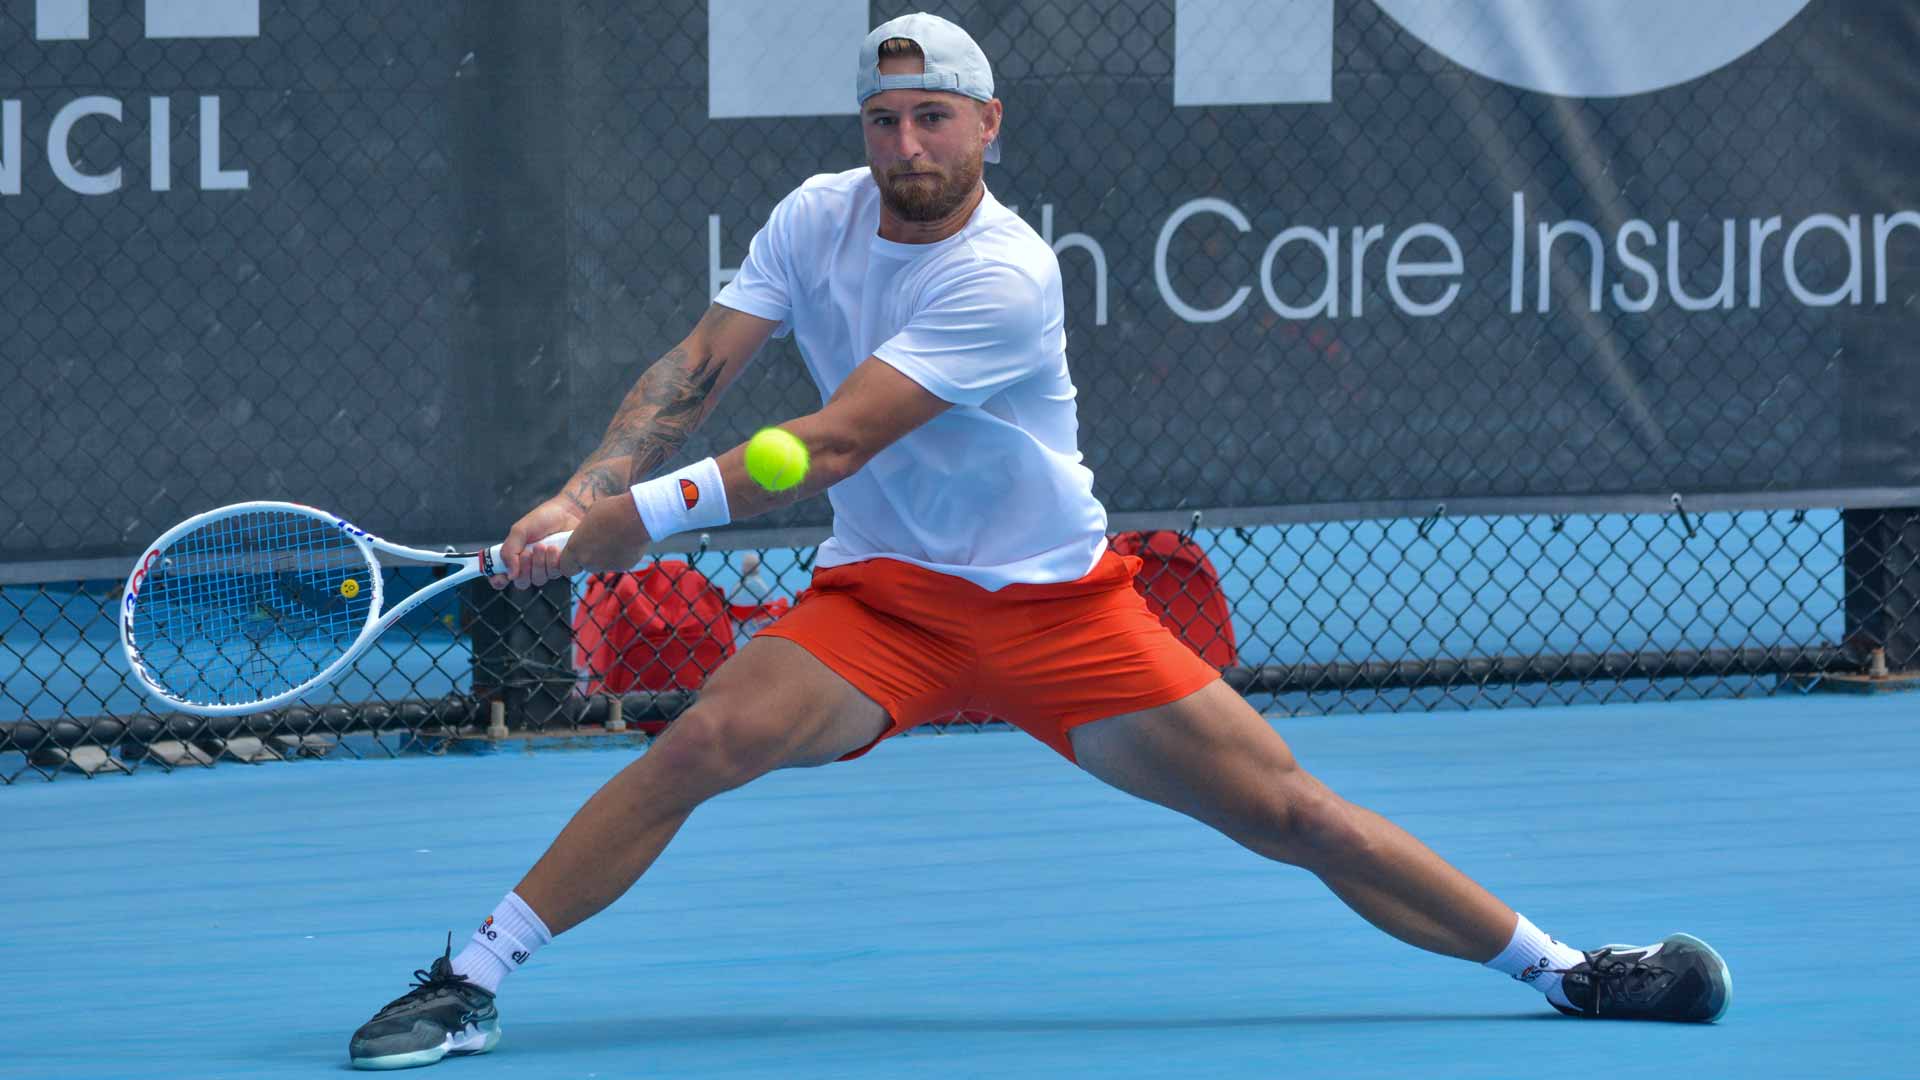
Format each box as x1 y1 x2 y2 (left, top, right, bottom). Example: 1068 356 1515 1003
857 12 1001 164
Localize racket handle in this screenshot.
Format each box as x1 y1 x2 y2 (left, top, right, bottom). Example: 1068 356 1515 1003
481 530 573 576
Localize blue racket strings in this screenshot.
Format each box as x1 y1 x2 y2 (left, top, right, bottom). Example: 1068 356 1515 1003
129 509 378 706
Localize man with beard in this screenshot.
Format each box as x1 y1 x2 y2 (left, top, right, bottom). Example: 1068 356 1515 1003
347 12 1731 1070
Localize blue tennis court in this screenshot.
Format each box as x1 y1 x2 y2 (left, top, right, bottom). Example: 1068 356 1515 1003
9 691 1914 1079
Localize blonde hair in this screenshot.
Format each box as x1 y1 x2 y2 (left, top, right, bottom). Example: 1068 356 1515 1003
874 35 987 118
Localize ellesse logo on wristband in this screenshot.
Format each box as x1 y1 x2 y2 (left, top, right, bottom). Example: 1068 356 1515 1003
679 478 700 509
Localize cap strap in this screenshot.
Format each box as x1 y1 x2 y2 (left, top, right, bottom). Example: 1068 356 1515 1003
874 71 961 92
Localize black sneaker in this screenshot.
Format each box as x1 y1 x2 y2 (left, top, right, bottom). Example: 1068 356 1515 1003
1552 933 1732 1022
349 937 501 1069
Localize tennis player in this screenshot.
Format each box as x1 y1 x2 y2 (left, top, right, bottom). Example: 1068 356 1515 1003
348 13 1731 1069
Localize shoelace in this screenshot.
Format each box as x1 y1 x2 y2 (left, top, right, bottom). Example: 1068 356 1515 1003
1553 947 1675 1013
375 935 478 1017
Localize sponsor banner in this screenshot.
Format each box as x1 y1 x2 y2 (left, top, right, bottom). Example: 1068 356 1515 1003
5 1 1916 562
661 0 1920 523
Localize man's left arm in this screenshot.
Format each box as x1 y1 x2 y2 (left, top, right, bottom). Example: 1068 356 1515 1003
561 356 950 572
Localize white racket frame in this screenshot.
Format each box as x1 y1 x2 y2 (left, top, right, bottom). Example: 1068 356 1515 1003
120 500 570 716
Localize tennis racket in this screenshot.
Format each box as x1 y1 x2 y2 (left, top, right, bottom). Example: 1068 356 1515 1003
120 500 574 716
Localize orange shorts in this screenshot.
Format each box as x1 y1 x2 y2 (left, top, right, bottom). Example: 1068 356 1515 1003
756 549 1222 763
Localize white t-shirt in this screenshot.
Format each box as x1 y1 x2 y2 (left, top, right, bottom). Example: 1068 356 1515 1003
715 167 1107 591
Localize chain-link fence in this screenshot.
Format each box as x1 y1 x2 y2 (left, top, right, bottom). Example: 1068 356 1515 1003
4 0 1918 782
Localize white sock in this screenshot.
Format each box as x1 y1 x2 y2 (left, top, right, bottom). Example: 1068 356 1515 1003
1483 914 1586 1008
450 891 554 995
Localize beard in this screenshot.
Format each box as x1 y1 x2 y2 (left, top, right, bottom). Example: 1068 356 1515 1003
875 151 984 223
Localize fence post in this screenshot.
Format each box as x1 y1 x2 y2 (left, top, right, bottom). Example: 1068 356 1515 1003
1842 508 1920 673
465 579 574 731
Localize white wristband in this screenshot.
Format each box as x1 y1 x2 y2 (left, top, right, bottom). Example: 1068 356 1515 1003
631 456 731 541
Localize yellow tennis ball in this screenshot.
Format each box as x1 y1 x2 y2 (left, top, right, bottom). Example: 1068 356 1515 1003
745 427 809 492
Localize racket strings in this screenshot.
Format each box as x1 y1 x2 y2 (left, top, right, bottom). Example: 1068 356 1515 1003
130 508 378 706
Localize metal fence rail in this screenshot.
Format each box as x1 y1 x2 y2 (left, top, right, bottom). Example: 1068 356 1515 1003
6 506 1915 782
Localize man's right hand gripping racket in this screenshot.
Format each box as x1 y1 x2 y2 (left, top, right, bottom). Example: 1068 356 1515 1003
119 500 581 716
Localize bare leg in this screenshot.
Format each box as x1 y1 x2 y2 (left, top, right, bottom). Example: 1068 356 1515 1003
513 636 889 935
1069 680 1515 961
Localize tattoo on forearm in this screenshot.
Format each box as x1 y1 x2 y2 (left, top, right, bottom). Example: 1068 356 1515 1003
559 308 751 510
573 338 729 501
561 463 628 514
620 348 724 480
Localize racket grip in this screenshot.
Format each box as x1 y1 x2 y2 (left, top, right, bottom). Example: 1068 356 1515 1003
481 530 573 577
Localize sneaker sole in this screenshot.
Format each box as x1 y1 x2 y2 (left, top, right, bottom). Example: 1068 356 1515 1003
351 1022 501 1070
1594 934 1733 1023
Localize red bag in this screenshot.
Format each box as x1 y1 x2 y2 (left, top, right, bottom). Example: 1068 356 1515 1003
1107 530 1239 669
573 561 790 709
